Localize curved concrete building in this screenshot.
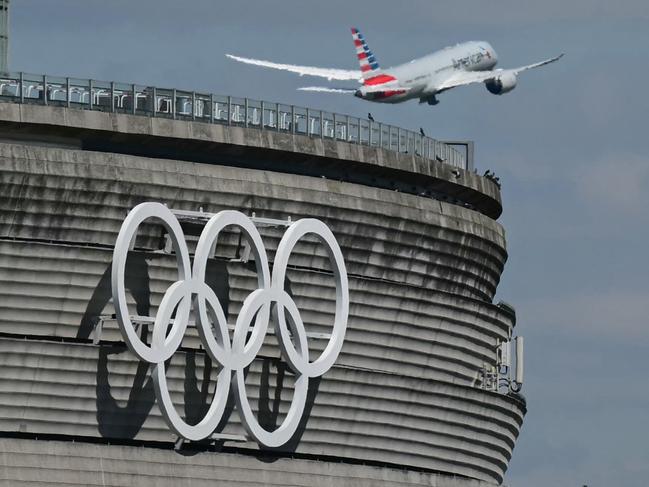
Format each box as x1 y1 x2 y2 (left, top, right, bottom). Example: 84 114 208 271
0 82 525 486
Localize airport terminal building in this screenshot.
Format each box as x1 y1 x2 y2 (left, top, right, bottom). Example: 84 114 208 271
0 71 525 486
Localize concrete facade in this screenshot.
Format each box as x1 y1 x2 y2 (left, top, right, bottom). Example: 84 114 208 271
0 103 524 486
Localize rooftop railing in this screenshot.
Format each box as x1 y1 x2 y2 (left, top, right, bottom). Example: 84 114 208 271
0 72 469 169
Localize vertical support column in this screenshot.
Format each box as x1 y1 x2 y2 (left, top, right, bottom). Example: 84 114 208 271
172 89 176 120
466 141 475 171
378 123 383 148
227 96 232 125
346 116 350 141
65 77 70 108
260 101 265 130
320 110 324 138
42 74 47 106
209 93 214 122
18 71 23 103
88 79 93 110
515 336 524 385
357 118 361 144
131 84 137 114
291 105 295 134
151 86 157 117
244 98 249 127
276 102 280 131
110 82 115 112
191 92 196 120
305 108 310 135
0 0 10 74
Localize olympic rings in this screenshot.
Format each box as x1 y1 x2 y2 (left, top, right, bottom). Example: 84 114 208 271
111 202 349 446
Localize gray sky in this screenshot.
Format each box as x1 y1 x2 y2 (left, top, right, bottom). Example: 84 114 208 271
10 1 649 485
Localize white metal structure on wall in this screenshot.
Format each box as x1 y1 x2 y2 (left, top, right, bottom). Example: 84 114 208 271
112 203 349 446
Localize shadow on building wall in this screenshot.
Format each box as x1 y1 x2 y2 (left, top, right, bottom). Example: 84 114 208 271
252 274 322 456
77 252 151 341
78 253 318 450
255 359 322 456
96 344 156 439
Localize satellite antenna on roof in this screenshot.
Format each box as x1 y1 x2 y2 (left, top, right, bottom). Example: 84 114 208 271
0 0 9 74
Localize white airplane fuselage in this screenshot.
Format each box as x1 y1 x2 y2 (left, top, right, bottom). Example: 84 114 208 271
356 41 498 103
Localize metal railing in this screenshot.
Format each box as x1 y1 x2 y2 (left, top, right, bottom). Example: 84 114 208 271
0 72 467 169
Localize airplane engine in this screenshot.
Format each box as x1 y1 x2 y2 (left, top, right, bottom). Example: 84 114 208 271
485 72 517 95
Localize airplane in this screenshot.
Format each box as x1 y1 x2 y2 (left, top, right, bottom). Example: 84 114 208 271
226 27 563 106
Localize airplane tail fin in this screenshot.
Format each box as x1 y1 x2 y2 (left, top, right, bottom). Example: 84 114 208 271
351 27 381 81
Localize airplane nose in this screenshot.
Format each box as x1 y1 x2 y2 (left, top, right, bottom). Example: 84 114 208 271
354 89 363 98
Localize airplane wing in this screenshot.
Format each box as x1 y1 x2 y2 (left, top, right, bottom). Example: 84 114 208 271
226 54 361 81
362 84 411 93
298 86 357 93
510 53 565 74
434 54 564 92
298 84 411 95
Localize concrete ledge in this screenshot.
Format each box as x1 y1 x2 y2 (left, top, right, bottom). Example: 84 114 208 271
0 102 503 218
0 438 498 487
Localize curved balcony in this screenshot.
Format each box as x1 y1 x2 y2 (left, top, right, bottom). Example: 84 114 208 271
0 72 469 168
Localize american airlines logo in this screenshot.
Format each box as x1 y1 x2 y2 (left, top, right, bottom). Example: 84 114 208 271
452 52 487 69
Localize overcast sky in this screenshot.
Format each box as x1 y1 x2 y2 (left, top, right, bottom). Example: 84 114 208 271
10 1 649 485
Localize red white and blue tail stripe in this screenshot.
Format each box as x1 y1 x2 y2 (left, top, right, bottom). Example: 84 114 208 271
351 27 404 99
352 27 381 80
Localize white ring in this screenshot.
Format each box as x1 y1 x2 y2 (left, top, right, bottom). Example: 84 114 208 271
153 281 233 441
233 287 310 447
111 202 191 364
272 219 349 377
193 210 271 371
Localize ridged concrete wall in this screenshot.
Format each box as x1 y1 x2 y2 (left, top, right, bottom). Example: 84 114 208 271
0 145 506 300
0 105 524 486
